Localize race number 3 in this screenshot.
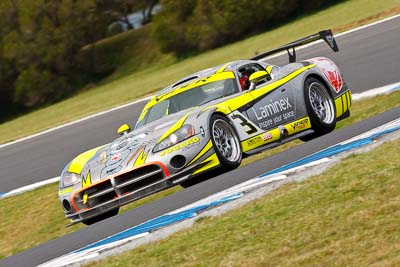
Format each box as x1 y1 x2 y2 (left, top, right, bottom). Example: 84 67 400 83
231 113 258 135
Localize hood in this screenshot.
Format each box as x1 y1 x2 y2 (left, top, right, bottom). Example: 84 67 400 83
80 110 195 181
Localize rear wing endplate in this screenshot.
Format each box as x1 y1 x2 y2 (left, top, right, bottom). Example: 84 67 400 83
250 29 339 63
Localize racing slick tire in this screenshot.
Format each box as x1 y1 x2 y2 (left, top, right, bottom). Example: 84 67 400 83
210 114 242 170
82 208 119 225
179 169 222 188
301 77 336 141
179 179 198 188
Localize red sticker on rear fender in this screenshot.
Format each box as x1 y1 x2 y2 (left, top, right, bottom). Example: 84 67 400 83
310 57 343 93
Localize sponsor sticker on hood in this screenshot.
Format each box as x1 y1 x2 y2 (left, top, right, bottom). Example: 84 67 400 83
111 152 121 161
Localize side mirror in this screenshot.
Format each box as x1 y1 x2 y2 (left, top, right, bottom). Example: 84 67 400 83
248 71 270 90
117 124 131 135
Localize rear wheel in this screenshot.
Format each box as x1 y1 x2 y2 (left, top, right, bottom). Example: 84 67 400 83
301 78 336 141
210 114 242 170
82 208 119 225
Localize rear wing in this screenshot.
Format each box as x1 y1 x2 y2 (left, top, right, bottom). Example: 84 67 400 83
250 29 339 63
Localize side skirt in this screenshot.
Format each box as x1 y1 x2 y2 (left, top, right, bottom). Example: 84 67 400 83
243 129 314 156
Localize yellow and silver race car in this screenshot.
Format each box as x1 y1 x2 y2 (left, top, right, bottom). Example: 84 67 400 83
59 30 351 225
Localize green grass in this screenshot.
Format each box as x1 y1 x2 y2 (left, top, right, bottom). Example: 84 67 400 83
0 0 399 144
0 184 83 258
0 184 180 259
91 138 400 267
1 90 399 259
90 25 175 84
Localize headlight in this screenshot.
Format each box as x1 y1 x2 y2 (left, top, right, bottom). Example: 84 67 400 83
154 124 195 152
61 172 81 188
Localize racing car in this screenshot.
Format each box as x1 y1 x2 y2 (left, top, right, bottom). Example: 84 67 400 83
59 30 351 225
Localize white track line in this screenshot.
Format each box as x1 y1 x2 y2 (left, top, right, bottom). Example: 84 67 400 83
1 14 399 150
262 14 400 61
352 82 400 100
39 232 149 267
0 177 60 198
0 96 152 150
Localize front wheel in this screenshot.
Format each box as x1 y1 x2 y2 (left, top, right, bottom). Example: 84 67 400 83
82 208 119 225
301 78 336 141
210 114 242 170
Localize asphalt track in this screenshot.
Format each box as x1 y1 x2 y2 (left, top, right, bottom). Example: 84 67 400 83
1 16 400 267
1 16 400 192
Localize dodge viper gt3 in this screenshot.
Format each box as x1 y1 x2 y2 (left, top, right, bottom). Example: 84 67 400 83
59 30 351 225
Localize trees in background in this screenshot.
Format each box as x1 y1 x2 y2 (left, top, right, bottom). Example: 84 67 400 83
97 0 158 30
152 0 339 56
0 0 158 116
0 0 115 110
1 0 337 118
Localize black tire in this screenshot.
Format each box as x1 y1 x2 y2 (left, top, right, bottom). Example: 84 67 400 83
82 208 119 225
180 169 225 188
180 179 198 188
301 78 336 141
210 114 242 170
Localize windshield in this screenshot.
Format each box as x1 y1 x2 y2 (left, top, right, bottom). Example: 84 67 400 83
136 78 238 128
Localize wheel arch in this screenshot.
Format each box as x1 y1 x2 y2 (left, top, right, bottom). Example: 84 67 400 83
300 74 337 140
212 111 244 138
304 73 334 99
208 113 242 170
198 107 238 131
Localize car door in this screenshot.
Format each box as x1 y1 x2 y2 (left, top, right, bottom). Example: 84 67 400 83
241 64 297 132
227 62 301 153
231 62 294 131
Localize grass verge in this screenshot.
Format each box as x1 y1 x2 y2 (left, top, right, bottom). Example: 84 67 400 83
0 91 399 259
91 137 400 267
0 185 180 259
0 0 399 144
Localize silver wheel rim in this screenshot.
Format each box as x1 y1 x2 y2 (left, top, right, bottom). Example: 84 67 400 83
212 119 241 162
309 82 335 124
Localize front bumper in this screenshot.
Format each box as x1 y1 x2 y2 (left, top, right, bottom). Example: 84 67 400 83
64 161 207 225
